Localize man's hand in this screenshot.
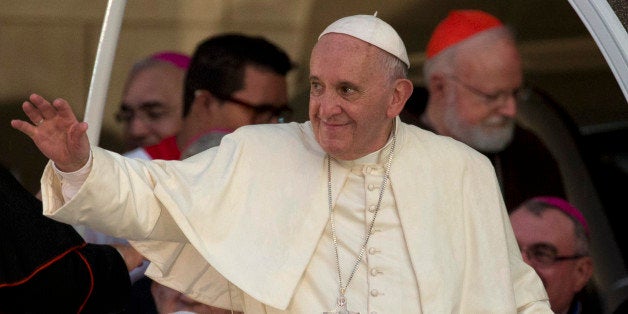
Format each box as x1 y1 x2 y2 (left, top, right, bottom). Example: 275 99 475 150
111 243 146 271
11 93 91 172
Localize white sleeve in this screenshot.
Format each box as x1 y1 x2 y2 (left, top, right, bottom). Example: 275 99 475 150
52 151 93 203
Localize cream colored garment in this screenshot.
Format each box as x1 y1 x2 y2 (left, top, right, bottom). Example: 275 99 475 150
42 118 552 313
285 136 420 313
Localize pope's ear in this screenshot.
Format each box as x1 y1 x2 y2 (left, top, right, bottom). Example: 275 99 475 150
388 78 413 118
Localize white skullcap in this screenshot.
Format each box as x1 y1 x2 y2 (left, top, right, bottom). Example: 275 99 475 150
319 14 410 69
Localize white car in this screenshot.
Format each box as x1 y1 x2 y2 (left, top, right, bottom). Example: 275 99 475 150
518 1 628 312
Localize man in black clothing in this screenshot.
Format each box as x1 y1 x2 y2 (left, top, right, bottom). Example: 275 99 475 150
0 163 133 313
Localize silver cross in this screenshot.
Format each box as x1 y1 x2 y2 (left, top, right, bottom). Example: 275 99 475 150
323 295 359 314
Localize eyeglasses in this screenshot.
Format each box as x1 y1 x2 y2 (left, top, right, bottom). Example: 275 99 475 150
447 75 525 109
115 102 174 124
521 243 585 267
215 94 293 123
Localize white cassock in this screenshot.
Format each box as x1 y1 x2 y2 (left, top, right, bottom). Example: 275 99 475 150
41 118 551 313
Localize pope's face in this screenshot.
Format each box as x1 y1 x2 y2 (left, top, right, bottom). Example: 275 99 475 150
309 34 397 160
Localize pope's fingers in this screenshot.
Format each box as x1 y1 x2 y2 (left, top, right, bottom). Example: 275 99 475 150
10 119 36 139
29 94 61 120
69 121 89 141
21 101 45 126
51 98 79 121
28 93 52 111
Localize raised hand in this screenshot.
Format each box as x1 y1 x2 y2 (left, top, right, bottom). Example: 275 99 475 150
11 93 91 172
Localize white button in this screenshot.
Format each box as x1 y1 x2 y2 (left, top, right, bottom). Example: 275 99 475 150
370 289 379 297
365 166 372 173
368 247 379 255
368 184 375 191
368 205 376 213
370 268 382 276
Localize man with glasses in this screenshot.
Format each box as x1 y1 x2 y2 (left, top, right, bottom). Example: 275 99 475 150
510 196 597 313
117 51 190 152
177 33 293 158
413 9 566 210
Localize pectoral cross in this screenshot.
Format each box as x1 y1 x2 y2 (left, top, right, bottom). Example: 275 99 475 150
323 295 359 314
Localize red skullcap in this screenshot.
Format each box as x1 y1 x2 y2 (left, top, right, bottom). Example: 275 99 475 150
426 10 503 59
533 196 590 237
150 51 191 70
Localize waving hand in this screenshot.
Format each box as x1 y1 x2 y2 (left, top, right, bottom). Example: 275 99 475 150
11 93 91 172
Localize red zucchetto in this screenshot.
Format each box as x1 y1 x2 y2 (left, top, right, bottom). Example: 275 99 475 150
426 10 503 59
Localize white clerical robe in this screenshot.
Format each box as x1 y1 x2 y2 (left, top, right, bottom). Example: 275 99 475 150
41 118 551 313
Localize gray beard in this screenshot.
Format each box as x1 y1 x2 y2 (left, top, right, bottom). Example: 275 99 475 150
444 109 515 153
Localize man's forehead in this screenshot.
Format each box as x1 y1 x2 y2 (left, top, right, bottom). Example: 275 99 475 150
312 33 370 60
311 36 384 82
240 65 287 98
512 208 578 242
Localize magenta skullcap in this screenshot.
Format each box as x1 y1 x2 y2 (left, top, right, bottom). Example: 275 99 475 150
150 51 191 69
533 196 590 236
319 13 410 69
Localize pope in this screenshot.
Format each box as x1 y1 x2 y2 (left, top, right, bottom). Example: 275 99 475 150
11 14 552 313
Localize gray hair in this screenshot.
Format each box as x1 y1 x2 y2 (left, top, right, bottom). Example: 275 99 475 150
422 26 515 85
374 47 408 85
